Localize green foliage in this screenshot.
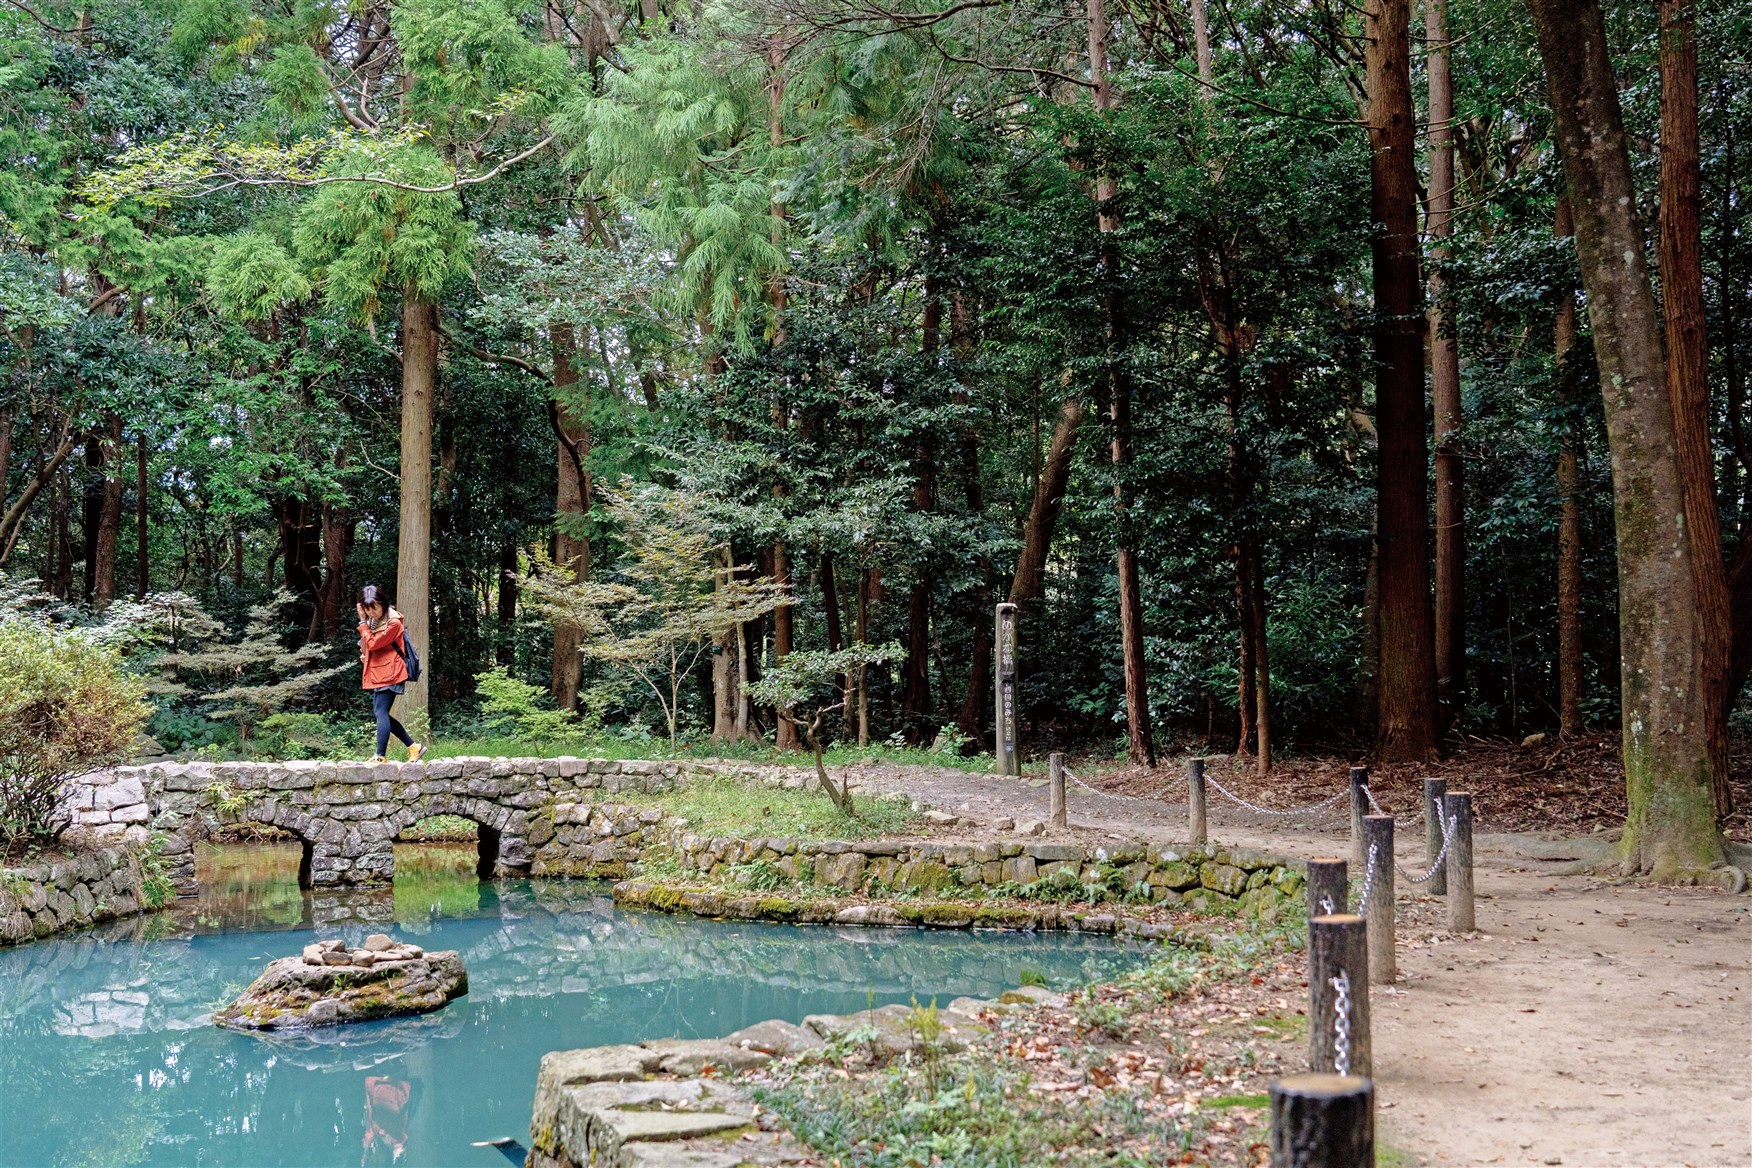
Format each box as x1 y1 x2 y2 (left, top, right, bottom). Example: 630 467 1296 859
642 777 920 841
474 666 587 742
0 613 152 845
154 591 350 742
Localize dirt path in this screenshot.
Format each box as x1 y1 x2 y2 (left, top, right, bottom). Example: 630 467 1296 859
840 764 1752 1167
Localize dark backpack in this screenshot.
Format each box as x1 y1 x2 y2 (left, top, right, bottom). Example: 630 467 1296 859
397 630 422 683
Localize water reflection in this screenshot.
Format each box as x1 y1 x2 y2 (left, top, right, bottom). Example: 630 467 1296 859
1 844 1146 1168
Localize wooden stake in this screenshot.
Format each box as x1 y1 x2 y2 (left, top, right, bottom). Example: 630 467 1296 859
1363 814 1396 985
1307 857 1348 919
1422 776 1448 895
1444 790 1475 932
1308 914 1370 1077
1189 757 1207 844
1348 766 1369 869
1049 752 1067 828
1270 1073 1374 1168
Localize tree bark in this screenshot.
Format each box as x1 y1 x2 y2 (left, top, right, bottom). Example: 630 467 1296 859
1529 0 1723 873
1428 0 1465 731
135 432 149 599
1554 196 1586 738
1189 0 1213 83
902 292 940 741
1089 0 1154 765
1367 0 1437 762
551 322 591 711
319 498 353 638
90 415 125 612
1009 392 1085 609
1658 0 1731 816
397 293 438 728
952 291 994 745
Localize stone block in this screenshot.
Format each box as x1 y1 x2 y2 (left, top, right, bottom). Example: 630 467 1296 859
93 777 147 811
833 904 906 926
723 1019 828 1057
554 1079 754 1161
1198 862 1248 897
895 860 953 892
640 1037 772 1076
813 851 865 891
1026 843 1083 861
1151 860 1200 890
1000 856 1038 885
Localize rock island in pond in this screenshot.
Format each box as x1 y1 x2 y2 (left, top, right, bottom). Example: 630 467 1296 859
213 935 467 1030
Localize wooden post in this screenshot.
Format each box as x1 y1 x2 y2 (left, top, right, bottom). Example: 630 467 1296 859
1422 776 1448 895
994 603 1019 777
1363 814 1396 985
1348 766 1369 869
1270 1074 1374 1168
1308 914 1370 1077
1049 752 1067 828
1444 790 1475 932
1307 857 1347 919
1188 757 1207 844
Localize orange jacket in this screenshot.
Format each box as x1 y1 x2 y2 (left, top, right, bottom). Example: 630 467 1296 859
359 613 410 691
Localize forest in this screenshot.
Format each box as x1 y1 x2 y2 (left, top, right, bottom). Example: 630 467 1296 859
1 0 1747 873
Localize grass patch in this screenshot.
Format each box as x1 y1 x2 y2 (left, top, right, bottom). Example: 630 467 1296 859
396 814 477 841
403 734 1006 774
639 776 921 841
1205 1093 1270 1110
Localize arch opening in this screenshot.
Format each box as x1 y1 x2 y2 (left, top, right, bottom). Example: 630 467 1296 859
394 812 498 882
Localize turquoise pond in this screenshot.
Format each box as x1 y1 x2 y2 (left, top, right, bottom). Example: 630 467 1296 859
0 843 1144 1168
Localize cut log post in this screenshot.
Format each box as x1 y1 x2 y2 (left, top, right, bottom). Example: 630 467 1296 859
1189 757 1207 844
1363 814 1396 985
1307 857 1348 919
1444 790 1475 932
1049 752 1067 828
1422 776 1448 895
1308 914 1370 1077
1348 766 1368 869
1270 1073 1374 1168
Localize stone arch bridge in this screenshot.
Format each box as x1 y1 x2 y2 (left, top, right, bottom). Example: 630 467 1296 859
66 757 794 893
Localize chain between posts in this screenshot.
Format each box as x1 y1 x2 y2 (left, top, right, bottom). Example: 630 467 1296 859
1396 800 1458 884
1204 774 1349 818
1060 767 1185 806
1362 782 1422 826
1355 842 1379 915
1330 969 1352 1078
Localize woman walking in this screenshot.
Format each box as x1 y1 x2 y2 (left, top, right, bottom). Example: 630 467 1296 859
357 584 424 763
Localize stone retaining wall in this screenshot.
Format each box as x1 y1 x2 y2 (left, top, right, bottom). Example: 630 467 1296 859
65 757 824 891
1 847 159 946
670 835 1305 915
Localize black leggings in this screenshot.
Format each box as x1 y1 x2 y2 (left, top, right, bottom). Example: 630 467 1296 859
373 688 413 756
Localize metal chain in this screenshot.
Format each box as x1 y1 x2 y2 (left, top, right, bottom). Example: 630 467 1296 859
1396 800 1458 885
1360 782 1424 826
1204 774 1348 818
1355 842 1379 914
1330 969 1352 1077
1318 894 1335 915
1060 767 1185 806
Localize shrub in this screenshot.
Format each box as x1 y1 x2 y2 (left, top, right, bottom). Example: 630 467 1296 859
0 617 152 847
474 666 586 742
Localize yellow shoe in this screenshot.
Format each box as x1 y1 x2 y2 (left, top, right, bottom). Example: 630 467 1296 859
407 743 425 763
369 754 388 764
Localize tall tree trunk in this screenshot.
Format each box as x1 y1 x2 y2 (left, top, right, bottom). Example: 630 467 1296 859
551 322 591 711
952 291 994 744
1367 0 1437 762
1247 542 1272 775
135 433 149 599
1089 0 1154 765
1658 0 1732 816
320 498 353 638
1428 0 1465 731
902 291 940 741
52 464 73 597
397 294 438 729
1529 0 1723 874
856 567 873 746
1010 392 1085 607
91 415 124 612
81 434 101 603
497 538 519 667
768 32 798 752
1189 0 1212 83
1554 196 1586 738
711 551 740 742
